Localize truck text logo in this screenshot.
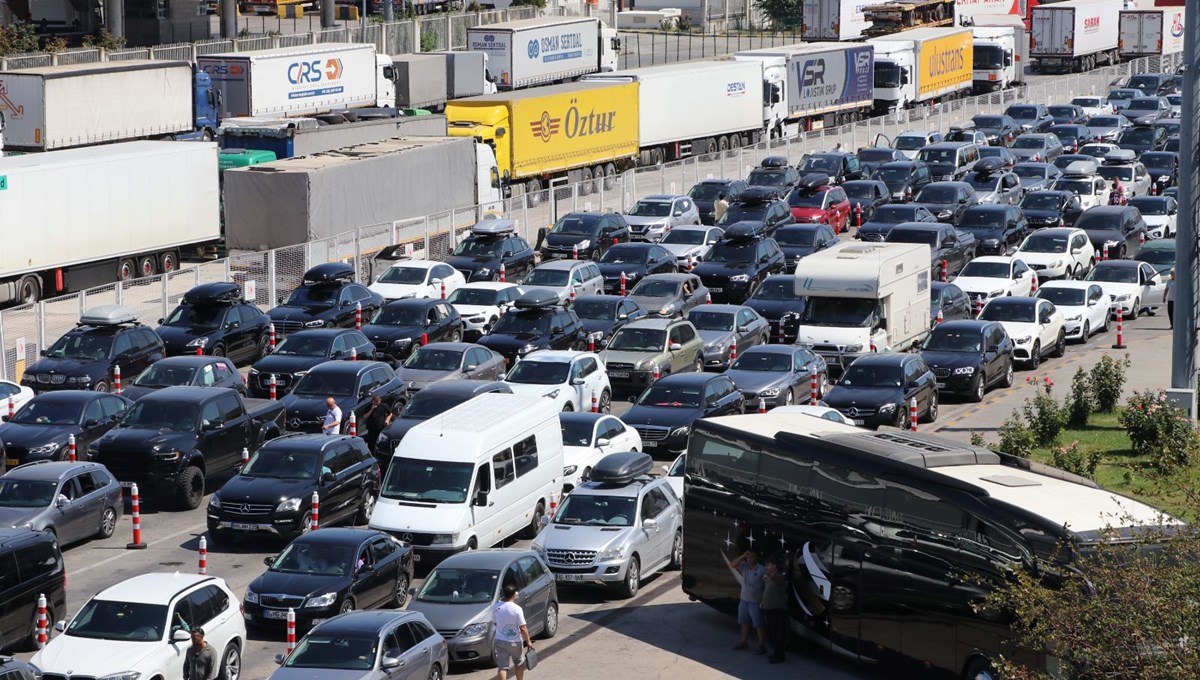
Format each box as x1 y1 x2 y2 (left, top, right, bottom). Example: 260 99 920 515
529 102 617 143
287 58 343 85
200 63 245 77
527 32 585 63
0 80 22 117
854 51 871 73
527 39 540 59
800 59 837 98
529 111 561 142
1083 16 1100 31
726 81 747 96
1172 14 1184 37
928 47 965 77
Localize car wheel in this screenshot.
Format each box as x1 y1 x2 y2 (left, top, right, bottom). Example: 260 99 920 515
390 568 411 608
1028 342 1041 369
1072 264 1082 280
1052 329 1066 357
613 555 641 599
1129 299 1139 320
520 502 545 539
92 380 110 393
449 330 462 343
1101 312 1110 333
692 355 703 373
894 405 908 430
540 600 560 639
255 334 270 360
298 512 313 536
427 664 443 680
356 489 376 525
97 506 117 538
598 389 611 414
219 642 241 680
176 466 205 510
964 656 998 680
339 597 355 614
561 402 573 412
669 530 683 570
1001 360 1014 387
922 391 939 423
969 373 985 403
210 343 225 358
784 389 794 406
1080 321 1090 343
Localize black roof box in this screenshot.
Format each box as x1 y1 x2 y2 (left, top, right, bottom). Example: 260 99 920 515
760 155 789 168
589 452 653 485
513 288 561 310
796 172 830 190
737 186 780 203
973 157 1005 174
723 221 764 240
183 282 243 305
303 262 355 284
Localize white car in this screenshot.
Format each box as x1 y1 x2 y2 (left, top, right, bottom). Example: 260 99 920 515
504 350 612 412
1078 142 1120 160
368 259 466 302
771 404 859 425
1071 95 1112 118
1036 281 1111 342
663 452 686 500
0 379 35 414
560 412 643 492
952 256 1036 301
1015 227 1095 280
1085 260 1166 319
893 130 943 159
979 296 1066 368
446 282 525 340
1127 195 1177 239
33 573 246 680
659 226 724 268
1051 171 1110 211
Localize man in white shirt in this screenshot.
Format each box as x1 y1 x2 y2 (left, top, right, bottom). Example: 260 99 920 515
322 397 342 435
493 584 533 680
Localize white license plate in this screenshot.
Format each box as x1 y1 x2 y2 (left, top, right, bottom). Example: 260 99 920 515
556 573 586 582
263 609 288 620
231 523 258 531
4 459 18 467
413 554 421 562
609 371 630 378
708 287 723 292
119 481 134 489
936 382 946 389
643 440 658 448
852 419 865 426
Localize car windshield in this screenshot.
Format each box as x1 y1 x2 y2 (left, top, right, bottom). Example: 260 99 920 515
285 285 338 307
1053 179 1095 195
841 183 876 199
1087 266 1139 284
980 300 1038 323
272 335 333 357
974 116 1006 127
799 156 839 173
292 371 357 398
730 352 790 372
894 135 926 150
1048 107 1078 118
629 201 672 217
1008 106 1040 120
268 542 353 576
787 189 826 207
0 480 57 508
1129 198 1169 215
1079 144 1114 157
662 229 708 246
284 635 378 670
1012 137 1047 149
637 382 704 408
888 229 938 246
1140 153 1174 168
688 184 727 201
1020 232 1070 253
417 567 499 604
749 169 791 186
119 400 197 431
630 280 680 298
551 215 601 235
490 313 550 336
915 185 958 203
1073 97 1101 107
66 600 167 641
507 360 570 385
858 149 897 162
688 311 734 331
1049 127 1080 140
162 304 223 330
241 449 320 480
600 246 649 264
452 239 503 257
1126 99 1160 111
922 329 982 352
399 392 470 419
1020 194 1063 210
875 63 902 89
706 240 757 264
1128 77 1160 93
560 419 596 447
871 205 917 222
572 299 616 321
555 493 638 526
133 364 197 388
958 210 1004 228
607 328 665 352
751 278 803 301
524 269 571 287
1037 288 1086 306
404 348 464 372
1078 213 1123 230
872 167 912 183
377 266 429 285
960 261 1010 278
10 399 83 426
1136 248 1175 265
839 364 902 388
370 306 425 327
1117 129 1155 145
45 333 112 361
773 228 815 246
447 288 499 306
719 204 767 224
800 297 877 326
1109 90 1138 101
381 458 474 504
917 149 958 164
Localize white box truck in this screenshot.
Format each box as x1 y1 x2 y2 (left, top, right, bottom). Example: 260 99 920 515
467 16 620 90
794 241 932 374
801 0 874 40
971 16 1028 91
1119 8 1185 59
734 42 875 138
581 60 763 163
197 43 397 119
1030 0 1123 73
0 141 220 305
868 26 974 112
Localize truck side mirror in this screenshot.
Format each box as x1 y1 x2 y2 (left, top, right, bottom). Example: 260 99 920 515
1004 55 1012 67
901 70 910 85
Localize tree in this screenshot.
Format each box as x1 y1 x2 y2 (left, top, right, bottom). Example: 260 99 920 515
0 22 40 57
755 0 803 30
510 0 546 8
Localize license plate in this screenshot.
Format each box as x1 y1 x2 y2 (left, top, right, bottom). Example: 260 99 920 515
708 287 723 292
119 481 134 489
936 382 946 389
413 554 421 562
4 459 18 467
609 371 630 378
555 573 586 582
231 523 258 531
852 419 865 426
263 609 288 620
643 440 658 448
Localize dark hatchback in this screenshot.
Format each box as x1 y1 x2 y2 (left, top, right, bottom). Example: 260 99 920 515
207 434 380 544
913 181 977 223
621 373 744 454
538 212 629 261
1075 206 1148 260
155 283 270 363
773 224 839 269
596 243 676 294
247 329 375 398
715 188 795 237
1019 190 1084 229
822 353 938 430
373 381 511 462
359 299 463 365
444 219 536 283
744 275 808 344
870 160 932 202
476 292 587 364
0 391 131 466
840 179 892 225
919 320 1014 402
692 226 786 304
22 306 164 394
957 205 1028 256
856 204 938 241
571 296 648 349
268 264 384 335
122 356 244 402
688 178 748 225
279 361 408 435
243 528 414 629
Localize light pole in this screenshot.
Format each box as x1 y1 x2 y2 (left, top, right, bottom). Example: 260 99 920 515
1170 0 1200 416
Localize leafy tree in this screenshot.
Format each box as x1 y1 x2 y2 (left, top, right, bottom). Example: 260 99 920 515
755 0 803 30
0 22 40 57
510 0 546 8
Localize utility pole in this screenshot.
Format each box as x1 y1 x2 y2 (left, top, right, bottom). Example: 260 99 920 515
1170 0 1200 416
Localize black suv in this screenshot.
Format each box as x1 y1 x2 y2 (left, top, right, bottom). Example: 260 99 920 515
1019 190 1084 229
280 361 408 435
1005 103 1055 133
957 205 1029 256
444 218 536 283
715 187 794 237
268 263 384 334
155 282 271 363
746 157 800 190
689 178 748 225
797 152 863 184
247 328 375 398
0 391 132 465
1075 205 1148 259
477 290 587 363
374 380 512 460
596 242 677 294
692 224 786 304
538 212 630 261
0 529 65 651
22 305 164 394
871 160 933 202
920 320 1014 402
744 274 808 344
207 433 380 543
360 299 463 364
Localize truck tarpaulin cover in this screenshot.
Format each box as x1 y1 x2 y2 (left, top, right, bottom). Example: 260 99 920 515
919 32 973 98
508 81 638 178
222 137 477 251
789 45 874 112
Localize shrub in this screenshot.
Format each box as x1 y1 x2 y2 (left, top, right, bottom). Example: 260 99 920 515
1021 375 1066 446
996 409 1036 459
0 22 39 56
1090 354 1131 413
1066 367 1094 428
1051 440 1102 479
969 430 987 447
81 29 126 50
420 29 438 52
1119 390 1200 472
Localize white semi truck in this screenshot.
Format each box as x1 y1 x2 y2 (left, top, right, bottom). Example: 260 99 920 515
869 26 975 112
1029 0 1123 73
466 16 620 90
971 15 1029 92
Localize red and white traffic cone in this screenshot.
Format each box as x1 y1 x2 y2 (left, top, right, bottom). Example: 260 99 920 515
440 281 447 300
728 343 737 365
198 536 208 576
569 286 576 304
854 204 863 229
286 608 297 655
572 243 579 259
936 309 944 326
1030 274 1039 294
870 343 877 353
310 491 320 531
499 263 507 282
68 434 76 462
705 291 712 304
127 483 146 550
241 447 250 466
810 367 819 405
350 347 357 361
591 392 598 413
909 398 918 432
355 302 362 330
687 255 694 272
619 272 627 296
196 346 203 356
588 334 595 352
758 397 767 414
941 259 948 282
349 412 357 437
114 365 122 395
1139 230 1146 246
7 397 13 421
974 297 984 318
1112 307 1127 349
269 323 276 350
35 594 47 649
269 374 278 400
1102 244 1110 261
421 332 428 346
652 365 661 381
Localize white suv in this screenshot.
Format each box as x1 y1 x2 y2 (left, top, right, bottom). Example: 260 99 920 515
505 350 612 413
33 573 246 680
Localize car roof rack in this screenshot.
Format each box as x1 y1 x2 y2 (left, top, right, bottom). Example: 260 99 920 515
722 221 764 240
972 157 1006 175
469 218 517 236
79 304 140 327
796 173 831 191
512 288 561 310
302 262 355 284
1062 159 1099 176
373 245 411 263
588 452 654 486
759 155 789 168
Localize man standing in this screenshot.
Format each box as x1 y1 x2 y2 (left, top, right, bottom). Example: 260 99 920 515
494 584 533 680
322 397 342 435
363 395 392 450
1164 268 1176 328
761 556 788 663
714 192 729 223
183 628 218 680
730 549 767 654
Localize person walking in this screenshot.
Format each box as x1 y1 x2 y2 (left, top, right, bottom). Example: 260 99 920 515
183 628 218 680
730 549 767 654
321 397 342 435
714 192 729 223
1164 267 1176 328
363 395 392 449
761 556 788 664
494 584 534 680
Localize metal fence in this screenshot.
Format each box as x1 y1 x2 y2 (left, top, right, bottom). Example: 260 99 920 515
0 52 1181 382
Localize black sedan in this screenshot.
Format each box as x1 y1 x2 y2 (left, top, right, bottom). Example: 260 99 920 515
856 204 937 241
596 243 677 294
822 353 938 430
856 147 908 176
156 282 271 363
360 299 463 364
931 282 973 325
773 224 839 268
247 329 375 398
0 391 132 465
1047 124 1095 153
1075 206 1148 260
243 528 414 629
1139 151 1179 190
394 342 506 392
572 295 648 349
269 264 384 334
745 275 808 344
280 361 408 435
841 179 891 226
621 373 744 454
723 344 828 409
1019 190 1084 229
373 380 511 460
913 181 977 224
122 356 244 401
918 320 1014 402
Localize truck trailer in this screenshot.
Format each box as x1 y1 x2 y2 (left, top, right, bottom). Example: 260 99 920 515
868 26 974 112
1030 0 1123 73
466 16 620 90
863 0 957 36
734 43 875 138
954 0 1033 28
197 43 396 119
222 137 502 251
1118 8 1185 59
218 113 448 159
392 51 496 111
0 141 221 305
0 60 219 152
800 0 874 41
971 16 1028 91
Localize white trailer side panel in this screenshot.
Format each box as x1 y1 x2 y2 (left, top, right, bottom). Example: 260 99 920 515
801 0 872 41
1119 9 1185 58
954 0 1024 26
0 142 220 277
1031 0 1122 57
468 17 601 90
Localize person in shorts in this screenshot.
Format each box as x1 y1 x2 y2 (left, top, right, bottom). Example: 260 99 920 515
729 549 767 654
494 584 533 680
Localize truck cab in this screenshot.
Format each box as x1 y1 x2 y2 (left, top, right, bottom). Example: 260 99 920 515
871 41 915 112
971 24 1026 93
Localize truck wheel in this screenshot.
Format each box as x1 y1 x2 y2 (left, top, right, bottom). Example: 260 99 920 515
525 179 543 207
718 136 729 152
137 255 157 278
579 166 594 196
160 251 178 273
117 259 136 282
603 163 617 190
16 276 41 305
176 466 206 510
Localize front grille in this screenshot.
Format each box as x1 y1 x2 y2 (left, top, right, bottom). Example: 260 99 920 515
740 390 760 401
274 320 305 335
605 362 635 373
812 344 841 353
698 276 725 289
545 549 596 566
260 594 305 609
44 675 96 680
437 628 461 638
1028 264 1046 271
257 373 292 391
37 374 66 385
838 406 877 418
633 425 670 442
457 269 474 281
932 367 952 379
383 530 437 546
221 501 275 515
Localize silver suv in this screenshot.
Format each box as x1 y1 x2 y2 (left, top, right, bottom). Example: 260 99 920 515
625 195 701 242
531 452 683 599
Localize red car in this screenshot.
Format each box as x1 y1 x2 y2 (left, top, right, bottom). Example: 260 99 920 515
787 180 852 233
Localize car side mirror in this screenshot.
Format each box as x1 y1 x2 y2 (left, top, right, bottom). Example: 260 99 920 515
571 377 585 386
596 437 611 447
84 418 99 428
465 364 478 372
642 517 659 529
357 562 375 573
55 494 71 508
274 653 286 665
157 318 165 324
341 301 353 308
669 342 683 351
1012 271 1022 279
1071 247 1083 254
204 418 224 431
617 313 628 321
736 324 749 332
39 349 47 357
264 555 276 567
321 471 336 484
878 318 888 330
226 321 240 330
551 326 564 335
474 490 489 507
54 621 67 632
381 656 402 670
172 629 191 643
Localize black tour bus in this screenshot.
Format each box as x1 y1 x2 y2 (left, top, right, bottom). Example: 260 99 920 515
680 413 1169 679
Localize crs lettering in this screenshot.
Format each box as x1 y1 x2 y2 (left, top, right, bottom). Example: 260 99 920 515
287 58 344 85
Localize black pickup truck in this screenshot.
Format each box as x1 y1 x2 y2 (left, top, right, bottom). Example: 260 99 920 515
885 222 978 279
87 386 286 509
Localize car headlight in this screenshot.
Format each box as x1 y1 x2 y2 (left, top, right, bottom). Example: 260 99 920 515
598 545 627 561
729 274 750 282
1159 175 1170 182
576 239 592 250
670 425 691 438
208 493 221 509
98 673 141 680
937 210 952 218
244 588 259 604
458 622 490 639
1065 313 1082 321
1015 335 1032 344
304 592 339 608
658 304 678 316
844 344 863 353
430 533 459 545
1105 240 1120 248
544 389 561 399
623 271 640 280
186 337 209 347
154 449 181 461
759 387 781 397
293 370 308 379
988 290 1003 298
1050 259 1063 269
393 338 412 347
1116 294 1132 301
477 268 491 277
879 403 897 414
563 465 578 476
518 343 538 356
953 366 975 375
28 442 60 455
303 320 325 328
276 497 302 513
68 375 91 384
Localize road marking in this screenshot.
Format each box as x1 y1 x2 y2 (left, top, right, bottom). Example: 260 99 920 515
537 573 681 659
73 522 207 576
